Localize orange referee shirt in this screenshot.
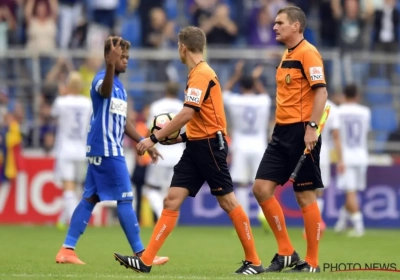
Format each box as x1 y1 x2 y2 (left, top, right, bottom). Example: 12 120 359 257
275 39 326 124
183 61 227 140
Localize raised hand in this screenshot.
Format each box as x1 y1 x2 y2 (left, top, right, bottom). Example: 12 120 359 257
252 65 264 79
106 36 122 66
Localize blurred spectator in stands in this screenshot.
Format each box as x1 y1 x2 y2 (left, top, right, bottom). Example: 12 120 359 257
86 0 119 50
79 54 103 98
37 100 55 153
91 0 118 32
335 0 373 85
24 0 58 79
138 0 163 47
371 0 399 81
335 0 373 52
143 7 176 48
318 0 339 47
0 88 8 127
195 2 238 46
247 3 277 47
12 101 31 147
45 57 74 100
58 0 84 49
0 109 23 186
0 0 18 47
144 7 176 87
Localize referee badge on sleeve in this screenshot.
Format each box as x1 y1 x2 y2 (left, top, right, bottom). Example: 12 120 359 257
285 74 291 84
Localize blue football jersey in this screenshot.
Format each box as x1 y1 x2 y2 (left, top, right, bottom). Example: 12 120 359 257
86 70 127 157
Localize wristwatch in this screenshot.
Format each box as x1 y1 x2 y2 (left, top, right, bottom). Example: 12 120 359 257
308 121 318 129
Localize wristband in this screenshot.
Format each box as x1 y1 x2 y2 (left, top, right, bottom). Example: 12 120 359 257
180 132 188 143
139 137 145 142
150 134 159 144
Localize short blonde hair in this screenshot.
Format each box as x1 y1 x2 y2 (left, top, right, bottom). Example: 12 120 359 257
67 71 84 94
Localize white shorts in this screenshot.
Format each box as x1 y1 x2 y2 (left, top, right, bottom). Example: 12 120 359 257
337 165 367 192
145 164 174 190
230 149 263 185
320 164 331 188
55 158 87 183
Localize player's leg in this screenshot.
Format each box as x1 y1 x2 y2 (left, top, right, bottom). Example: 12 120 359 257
203 138 264 274
55 159 78 229
250 150 269 233
230 149 251 216
335 167 351 232
286 136 324 273
143 165 165 219
303 163 329 238
346 166 365 237
55 162 98 264
114 148 202 273
252 145 299 272
103 157 167 263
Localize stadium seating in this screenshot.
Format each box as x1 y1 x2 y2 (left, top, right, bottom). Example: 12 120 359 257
120 15 141 47
371 105 398 132
364 78 393 105
371 106 398 153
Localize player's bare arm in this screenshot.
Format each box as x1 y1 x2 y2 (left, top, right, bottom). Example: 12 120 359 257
99 37 122 98
332 129 345 174
305 87 327 151
125 120 146 143
125 120 163 162
251 65 266 94
136 107 195 154
223 60 244 91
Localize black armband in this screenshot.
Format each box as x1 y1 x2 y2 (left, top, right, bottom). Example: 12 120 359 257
150 134 159 144
180 132 188 143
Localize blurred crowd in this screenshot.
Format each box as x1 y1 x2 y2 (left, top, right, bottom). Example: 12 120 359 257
0 0 399 153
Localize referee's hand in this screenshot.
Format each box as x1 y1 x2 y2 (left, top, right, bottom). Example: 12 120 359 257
304 126 318 152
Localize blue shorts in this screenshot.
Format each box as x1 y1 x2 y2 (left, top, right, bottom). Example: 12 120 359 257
83 156 133 201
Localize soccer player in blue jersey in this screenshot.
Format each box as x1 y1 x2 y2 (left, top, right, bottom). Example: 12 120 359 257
55 36 168 265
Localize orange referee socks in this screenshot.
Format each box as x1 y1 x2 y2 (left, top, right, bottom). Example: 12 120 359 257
141 209 179 265
259 196 294 255
302 202 321 268
229 205 261 265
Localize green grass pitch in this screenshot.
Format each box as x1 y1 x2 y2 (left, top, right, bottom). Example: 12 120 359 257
0 225 399 279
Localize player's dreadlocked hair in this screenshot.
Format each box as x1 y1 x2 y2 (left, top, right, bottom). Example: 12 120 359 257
104 36 131 56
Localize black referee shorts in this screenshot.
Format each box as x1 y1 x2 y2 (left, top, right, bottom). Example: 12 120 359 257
171 137 233 197
255 122 324 192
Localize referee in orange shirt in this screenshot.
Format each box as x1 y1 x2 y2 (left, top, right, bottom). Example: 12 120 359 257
114 26 264 275
253 6 327 273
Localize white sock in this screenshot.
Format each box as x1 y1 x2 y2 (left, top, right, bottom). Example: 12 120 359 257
350 212 364 233
146 188 164 219
64 190 78 221
316 198 325 214
235 186 250 216
58 208 68 224
335 206 348 231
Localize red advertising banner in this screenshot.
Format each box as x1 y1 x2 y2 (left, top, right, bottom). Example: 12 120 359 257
0 157 107 225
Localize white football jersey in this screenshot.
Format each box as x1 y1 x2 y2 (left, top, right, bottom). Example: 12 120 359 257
51 94 92 160
148 97 185 167
337 103 371 166
224 91 271 151
320 99 339 167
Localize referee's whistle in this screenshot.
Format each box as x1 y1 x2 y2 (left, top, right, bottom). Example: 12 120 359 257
217 131 224 150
